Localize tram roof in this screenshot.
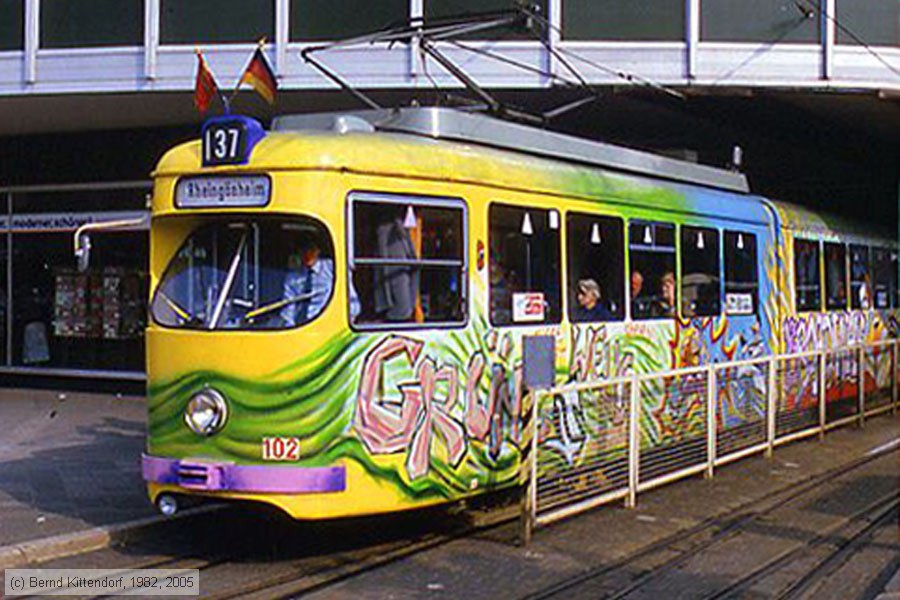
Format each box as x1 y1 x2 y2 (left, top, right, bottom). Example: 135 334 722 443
156 108 771 225
273 107 750 194
770 199 896 246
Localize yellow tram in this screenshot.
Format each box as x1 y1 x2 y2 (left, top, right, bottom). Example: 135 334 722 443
136 108 896 519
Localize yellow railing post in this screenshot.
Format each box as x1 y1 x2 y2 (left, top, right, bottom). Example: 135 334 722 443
858 345 865 427
818 351 827 439
766 356 776 457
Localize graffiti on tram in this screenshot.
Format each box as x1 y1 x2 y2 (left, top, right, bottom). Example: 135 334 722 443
353 333 524 482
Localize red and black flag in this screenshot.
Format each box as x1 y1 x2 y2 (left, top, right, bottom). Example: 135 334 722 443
239 44 277 105
193 50 220 113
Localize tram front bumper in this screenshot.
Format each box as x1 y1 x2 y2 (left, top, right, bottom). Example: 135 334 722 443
142 454 346 494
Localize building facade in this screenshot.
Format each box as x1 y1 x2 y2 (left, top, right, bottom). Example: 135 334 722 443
0 0 898 379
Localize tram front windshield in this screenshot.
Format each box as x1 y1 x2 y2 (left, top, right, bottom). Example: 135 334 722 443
151 218 334 330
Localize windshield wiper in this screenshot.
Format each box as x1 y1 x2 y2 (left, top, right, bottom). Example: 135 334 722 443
157 290 193 323
243 290 322 323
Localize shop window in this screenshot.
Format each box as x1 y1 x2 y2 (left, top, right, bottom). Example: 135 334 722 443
351 195 466 327
161 0 273 45
724 230 758 316
489 204 561 326
836 0 900 46
563 0 684 41
14 229 146 372
152 218 334 330
0 0 23 51
291 0 407 41
629 221 676 319
41 0 142 48
701 0 819 43
566 213 624 323
849 244 871 310
425 0 548 40
871 247 893 309
824 242 847 311
681 226 720 318
794 239 820 312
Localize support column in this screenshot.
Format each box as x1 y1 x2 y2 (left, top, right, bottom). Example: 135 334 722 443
822 0 835 79
686 0 700 80
24 0 39 84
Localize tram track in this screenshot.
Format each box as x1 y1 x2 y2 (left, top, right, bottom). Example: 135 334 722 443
705 495 898 600
9 495 520 600
193 496 525 600
522 443 899 600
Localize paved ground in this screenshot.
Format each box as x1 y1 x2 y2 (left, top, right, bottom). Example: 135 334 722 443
0 388 153 547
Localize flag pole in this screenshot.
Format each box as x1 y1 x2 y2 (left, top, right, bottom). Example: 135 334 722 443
195 47 226 114
229 37 268 105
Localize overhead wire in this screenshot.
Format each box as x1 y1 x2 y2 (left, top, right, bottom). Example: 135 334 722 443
796 0 900 80
517 3 685 101
300 3 688 119
710 12 813 84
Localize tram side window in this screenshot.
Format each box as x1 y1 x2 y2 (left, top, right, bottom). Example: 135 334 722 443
794 239 820 312
724 231 758 316
849 244 871 310
681 226 720 318
566 213 624 323
871 247 892 309
824 242 847 311
489 204 561 326
351 196 465 327
629 221 676 319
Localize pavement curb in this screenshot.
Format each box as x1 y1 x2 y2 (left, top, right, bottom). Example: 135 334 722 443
0 505 222 570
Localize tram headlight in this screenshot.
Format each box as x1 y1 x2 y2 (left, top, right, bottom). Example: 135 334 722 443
184 388 228 436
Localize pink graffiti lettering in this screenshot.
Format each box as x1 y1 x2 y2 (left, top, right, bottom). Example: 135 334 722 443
464 353 523 457
355 336 424 454
355 336 467 480
464 353 490 439
400 358 465 480
356 335 525 479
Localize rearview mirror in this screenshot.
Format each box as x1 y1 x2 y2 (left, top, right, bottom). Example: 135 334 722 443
75 233 91 272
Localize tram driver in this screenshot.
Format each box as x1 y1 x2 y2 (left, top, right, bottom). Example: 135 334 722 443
281 238 360 326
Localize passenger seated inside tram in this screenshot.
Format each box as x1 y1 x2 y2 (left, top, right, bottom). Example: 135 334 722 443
859 274 872 310
651 271 676 318
631 269 652 318
573 278 611 322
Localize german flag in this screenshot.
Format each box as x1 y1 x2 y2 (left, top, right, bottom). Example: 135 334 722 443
193 51 219 113
239 46 277 105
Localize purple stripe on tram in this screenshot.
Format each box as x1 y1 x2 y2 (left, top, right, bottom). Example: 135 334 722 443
142 454 346 493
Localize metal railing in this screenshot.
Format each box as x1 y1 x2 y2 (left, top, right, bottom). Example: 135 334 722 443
524 339 898 536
